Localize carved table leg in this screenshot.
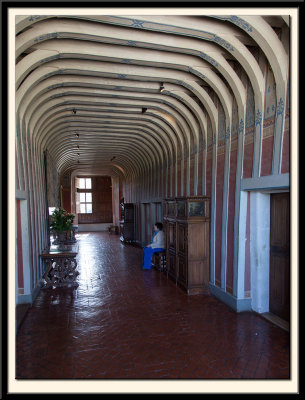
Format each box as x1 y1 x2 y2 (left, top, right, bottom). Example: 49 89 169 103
42 257 79 288
43 259 55 287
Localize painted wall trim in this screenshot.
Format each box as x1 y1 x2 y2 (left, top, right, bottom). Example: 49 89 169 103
16 281 42 305
16 294 33 304
241 173 289 191
209 283 252 312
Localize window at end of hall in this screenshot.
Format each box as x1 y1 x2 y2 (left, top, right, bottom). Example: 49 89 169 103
76 177 92 214
80 192 92 214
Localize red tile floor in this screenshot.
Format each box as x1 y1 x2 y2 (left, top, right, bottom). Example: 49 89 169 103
16 232 290 379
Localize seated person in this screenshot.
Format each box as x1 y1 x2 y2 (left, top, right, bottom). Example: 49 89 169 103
142 222 166 269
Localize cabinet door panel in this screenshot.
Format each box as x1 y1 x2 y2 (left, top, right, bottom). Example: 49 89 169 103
177 223 187 253
168 221 176 248
178 255 187 286
167 249 177 278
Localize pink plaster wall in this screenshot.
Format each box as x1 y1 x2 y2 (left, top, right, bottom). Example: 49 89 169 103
243 142 254 178
177 161 181 196
206 154 212 198
190 154 195 196
197 151 203 195
281 127 290 174
184 158 187 196
260 136 274 176
226 148 237 291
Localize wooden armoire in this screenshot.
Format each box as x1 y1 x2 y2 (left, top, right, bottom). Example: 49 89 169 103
163 196 210 295
120 203 135 243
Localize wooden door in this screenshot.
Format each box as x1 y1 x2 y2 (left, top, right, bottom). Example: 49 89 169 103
270 193 290 321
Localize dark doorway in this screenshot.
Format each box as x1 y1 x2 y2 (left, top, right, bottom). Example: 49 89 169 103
269 193 290 321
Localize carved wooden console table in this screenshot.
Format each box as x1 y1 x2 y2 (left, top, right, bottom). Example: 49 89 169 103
40 244 79 288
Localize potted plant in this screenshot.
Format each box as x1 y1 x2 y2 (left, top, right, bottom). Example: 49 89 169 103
50 208 75 245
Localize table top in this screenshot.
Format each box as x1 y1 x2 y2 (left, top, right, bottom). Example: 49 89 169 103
40 243 78 257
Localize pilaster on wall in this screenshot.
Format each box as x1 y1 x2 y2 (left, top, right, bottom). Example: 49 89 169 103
111 176 120 227
232 114 246 298
220 125 232 290
209 132 218 286
252 103 264 178
45 150 61 208
272 90 287 176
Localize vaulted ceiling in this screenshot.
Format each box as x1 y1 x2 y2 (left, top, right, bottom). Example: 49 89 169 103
16 14 289 181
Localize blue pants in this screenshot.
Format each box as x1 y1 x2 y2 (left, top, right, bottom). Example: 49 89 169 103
142 247 166 269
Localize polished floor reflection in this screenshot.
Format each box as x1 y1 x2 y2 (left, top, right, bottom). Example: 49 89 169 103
16 232 290 379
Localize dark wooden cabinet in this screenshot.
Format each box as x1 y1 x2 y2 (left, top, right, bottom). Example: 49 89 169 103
163 196 210 295
120 203 135 243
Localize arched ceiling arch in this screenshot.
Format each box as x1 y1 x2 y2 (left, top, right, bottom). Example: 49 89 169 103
15 13 288 180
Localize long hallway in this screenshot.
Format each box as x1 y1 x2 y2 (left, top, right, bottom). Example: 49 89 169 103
16 232 290 380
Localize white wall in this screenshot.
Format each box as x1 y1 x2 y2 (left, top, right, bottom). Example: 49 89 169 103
250 192 270 313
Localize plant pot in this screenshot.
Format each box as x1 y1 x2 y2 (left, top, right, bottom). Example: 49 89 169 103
57 232 67 243
53 231 68 246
